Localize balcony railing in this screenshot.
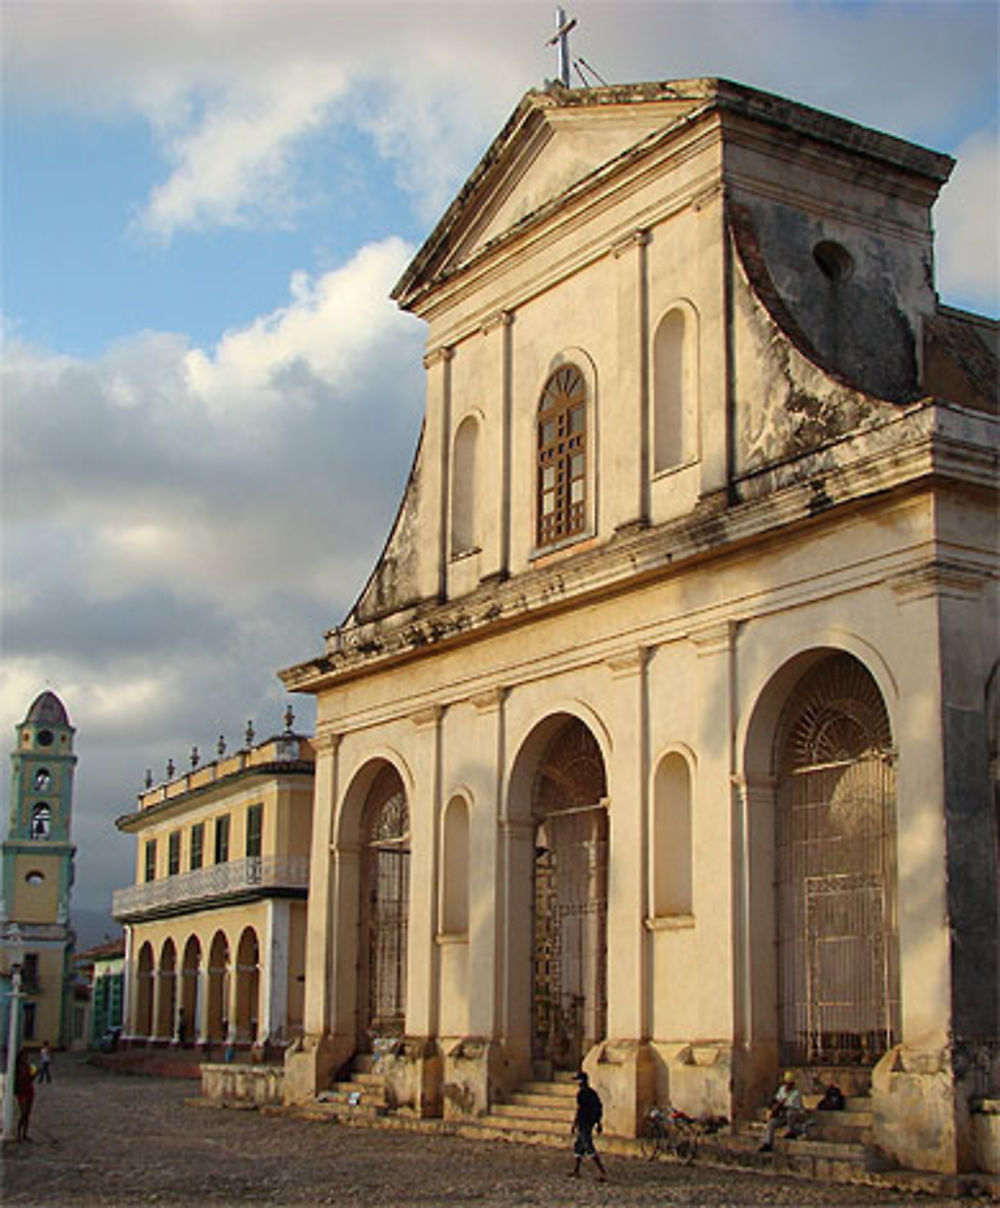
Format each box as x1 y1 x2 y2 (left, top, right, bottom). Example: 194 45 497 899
112 855 309 920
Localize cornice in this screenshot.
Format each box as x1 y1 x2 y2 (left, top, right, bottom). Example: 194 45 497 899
284 401 996 699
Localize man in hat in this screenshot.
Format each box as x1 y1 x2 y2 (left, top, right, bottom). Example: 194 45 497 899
570 1071 608 1181
759 1070 806 1151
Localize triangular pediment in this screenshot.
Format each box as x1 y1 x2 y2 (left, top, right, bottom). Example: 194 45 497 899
392 82 713 309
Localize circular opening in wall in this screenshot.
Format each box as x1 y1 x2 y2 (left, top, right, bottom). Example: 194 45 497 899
37 729 54 747
26 870 45 885
813 240 854 283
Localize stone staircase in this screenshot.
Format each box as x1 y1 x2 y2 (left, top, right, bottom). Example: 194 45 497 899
457 1070 579 1144
314 1052 389 1120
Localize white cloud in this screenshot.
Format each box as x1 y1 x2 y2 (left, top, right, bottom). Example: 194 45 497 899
1 236 424 919
139 67 349 239
935 126 1000 312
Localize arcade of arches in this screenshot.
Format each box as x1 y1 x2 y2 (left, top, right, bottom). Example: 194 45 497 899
127 906 305 1047
287 634 985 1176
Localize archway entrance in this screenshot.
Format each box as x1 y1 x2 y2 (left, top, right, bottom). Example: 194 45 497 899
531 718 608 1071
775 652 900 1067
360 765 410 1043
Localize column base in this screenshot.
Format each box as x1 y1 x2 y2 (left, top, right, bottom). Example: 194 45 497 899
282 1033 349 1105
871 1043 996 1175
440 1038 510 1119
376 1037 443 1118
585 1039 656 1137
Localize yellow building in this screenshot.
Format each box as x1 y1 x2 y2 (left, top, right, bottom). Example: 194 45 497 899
1 691 78 1050
113 716 314 1053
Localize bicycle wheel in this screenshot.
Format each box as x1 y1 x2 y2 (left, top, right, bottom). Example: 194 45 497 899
639 1122 662 1161
673 1133 698 1165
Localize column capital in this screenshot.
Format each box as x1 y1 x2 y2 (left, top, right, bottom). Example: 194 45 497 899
422 344 454 370
480 309 514 335
471 686 507 714
410 703 444 729
689 619 736 657
605 647 649 679
313 730 342 755
611 227 651 258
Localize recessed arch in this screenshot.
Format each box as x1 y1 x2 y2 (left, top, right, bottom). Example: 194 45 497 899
508 712 609 1071
441 793 471 937
179 935 202 1043
356 762 410 1042
451 412 482 557
235 926 261 1041
155 938 177 1040
742 648 900 1068
652 300 699 474
651 748 694 917
135 941 155 1039
207 929 230 1043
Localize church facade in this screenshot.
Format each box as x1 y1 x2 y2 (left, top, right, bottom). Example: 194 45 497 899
280 79 999 1175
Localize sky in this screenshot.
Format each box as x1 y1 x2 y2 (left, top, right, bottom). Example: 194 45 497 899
2 0 998 943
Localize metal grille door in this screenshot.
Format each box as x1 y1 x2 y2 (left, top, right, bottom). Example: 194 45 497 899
362 770 410 1039
776 656 900 1066
531 720 608 1069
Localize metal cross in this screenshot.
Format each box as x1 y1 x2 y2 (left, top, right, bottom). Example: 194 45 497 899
547 7 577 88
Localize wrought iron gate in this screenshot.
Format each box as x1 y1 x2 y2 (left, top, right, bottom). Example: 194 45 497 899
776 656 900 1067
531 720 608 1070
363 771 410 1039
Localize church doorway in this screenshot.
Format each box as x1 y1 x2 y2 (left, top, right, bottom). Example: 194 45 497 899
774 652 900 1067
530 718 608 1071
359 765 410 1043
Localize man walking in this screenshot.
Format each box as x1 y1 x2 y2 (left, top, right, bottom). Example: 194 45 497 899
570 1071 608 1181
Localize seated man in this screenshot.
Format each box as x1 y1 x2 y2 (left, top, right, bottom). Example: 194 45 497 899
759 1070 806 1151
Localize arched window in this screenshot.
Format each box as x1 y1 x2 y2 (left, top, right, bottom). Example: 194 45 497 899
451 416 480 556
441 796 470 935
652 752 693 916
653 308 696 472
537 364 587 548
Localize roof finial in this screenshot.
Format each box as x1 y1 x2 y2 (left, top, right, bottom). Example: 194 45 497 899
548 6 576 88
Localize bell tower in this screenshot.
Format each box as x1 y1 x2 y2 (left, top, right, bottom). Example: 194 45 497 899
1 691 78 1047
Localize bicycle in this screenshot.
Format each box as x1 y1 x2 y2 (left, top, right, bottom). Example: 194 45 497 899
639 1105 700 1164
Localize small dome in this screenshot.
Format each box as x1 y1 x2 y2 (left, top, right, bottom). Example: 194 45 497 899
25 691 70 728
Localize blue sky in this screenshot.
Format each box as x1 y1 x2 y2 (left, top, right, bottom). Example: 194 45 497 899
1 0 997 939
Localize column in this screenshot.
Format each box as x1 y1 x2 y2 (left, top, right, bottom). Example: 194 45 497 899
121 924 134 1041
420 346 454 603
303 731 339 1037
690 620 738 1043
468 688 506 1037
478 311 514 582
604 646 649 1040
612 229 651 531
407 705 442 1038
262 899 291 1042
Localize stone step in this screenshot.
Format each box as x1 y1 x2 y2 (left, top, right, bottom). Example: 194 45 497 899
517 1080 577 1098
490 1103 575 1126
736 1125 870 1163
505 1091 578 1113
328 1081 387 1102
801 1093 871 1112
462 1112 573 1138
345 1071 385 1089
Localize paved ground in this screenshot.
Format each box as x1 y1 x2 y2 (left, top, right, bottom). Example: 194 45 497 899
0 1054 975 1207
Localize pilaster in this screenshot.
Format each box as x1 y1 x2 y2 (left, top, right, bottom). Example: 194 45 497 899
612 230 651 529
604 646 649 1040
